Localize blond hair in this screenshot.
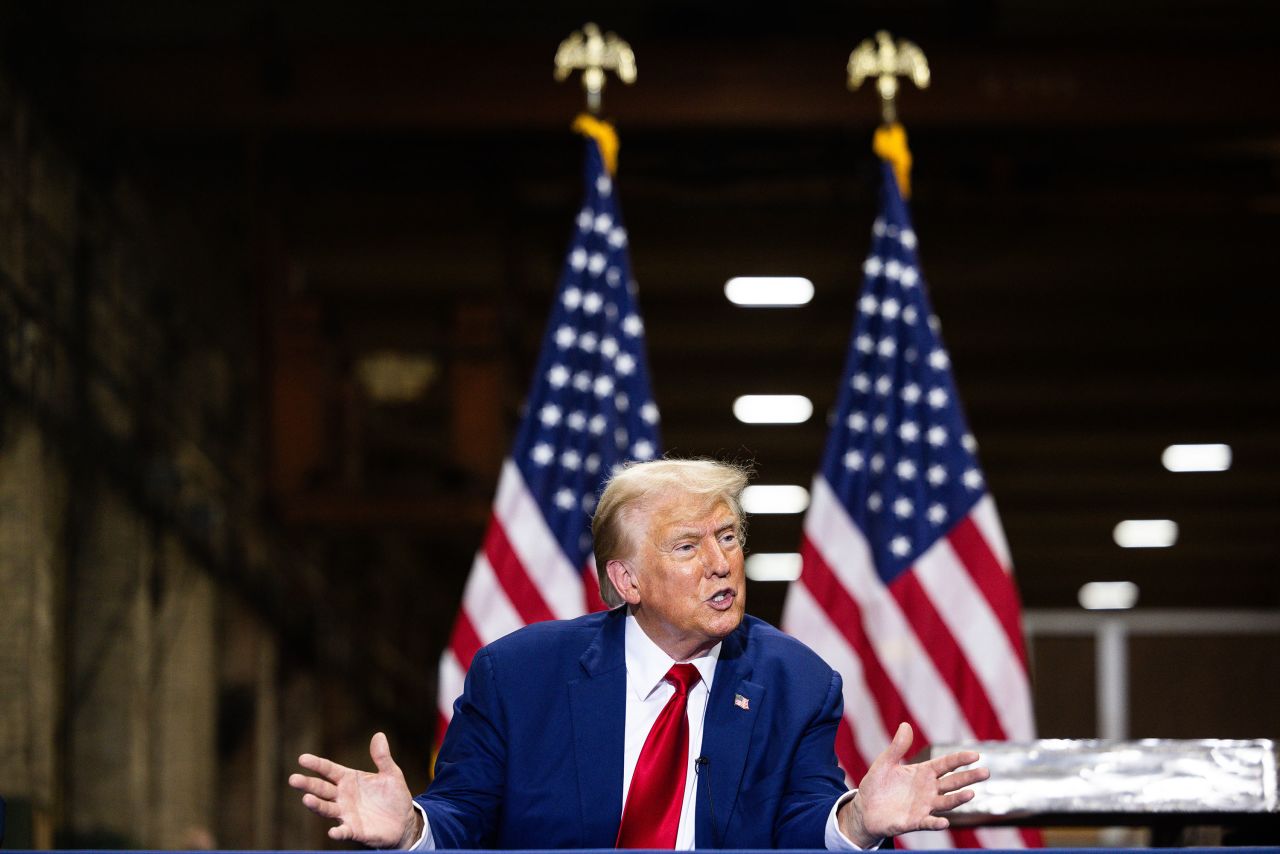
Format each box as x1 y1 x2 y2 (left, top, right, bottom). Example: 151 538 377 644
592 458 751 607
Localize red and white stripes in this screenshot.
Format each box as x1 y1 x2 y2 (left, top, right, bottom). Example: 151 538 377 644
437 460 596 735
783 477 1039 849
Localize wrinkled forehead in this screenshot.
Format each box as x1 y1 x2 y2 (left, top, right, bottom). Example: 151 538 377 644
630 489 740 538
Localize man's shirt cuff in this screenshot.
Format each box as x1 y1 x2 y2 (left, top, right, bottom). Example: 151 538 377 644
825 790 884 851
406 802 434 850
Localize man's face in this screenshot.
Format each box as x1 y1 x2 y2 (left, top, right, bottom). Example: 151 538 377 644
615 491 747 661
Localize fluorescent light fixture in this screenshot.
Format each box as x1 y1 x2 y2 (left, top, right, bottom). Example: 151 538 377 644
1113 519 1178 548
745 553 803 582
733 394 813 424
724 277 815 307
742 485 811 514
1162 443 1232 472
1078 581 1140 610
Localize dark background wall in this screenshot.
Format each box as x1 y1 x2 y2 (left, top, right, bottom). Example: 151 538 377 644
0 1 1278 847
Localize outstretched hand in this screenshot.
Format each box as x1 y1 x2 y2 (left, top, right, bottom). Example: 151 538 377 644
288 732 422 848
838 722 988 848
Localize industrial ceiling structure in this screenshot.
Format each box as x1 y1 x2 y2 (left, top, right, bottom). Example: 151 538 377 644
4 0 1277 731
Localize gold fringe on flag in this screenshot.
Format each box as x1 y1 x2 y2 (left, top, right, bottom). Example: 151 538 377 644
873 122 913 199
572 113 620 175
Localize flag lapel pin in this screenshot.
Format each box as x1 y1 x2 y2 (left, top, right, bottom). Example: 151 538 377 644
734 693 750 711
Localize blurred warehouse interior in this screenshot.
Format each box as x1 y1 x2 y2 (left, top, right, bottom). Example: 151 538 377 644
0 0 1278 847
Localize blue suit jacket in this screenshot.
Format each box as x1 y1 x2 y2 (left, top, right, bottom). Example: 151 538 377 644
418 608 848 849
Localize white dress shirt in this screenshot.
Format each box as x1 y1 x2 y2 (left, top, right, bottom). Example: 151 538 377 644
621 610 720 849
410 611 870 850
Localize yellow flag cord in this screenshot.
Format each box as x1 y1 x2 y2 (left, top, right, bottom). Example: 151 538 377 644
873 123 913 199
572 113 620 175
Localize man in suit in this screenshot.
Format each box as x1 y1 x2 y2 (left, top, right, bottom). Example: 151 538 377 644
290 459 987 849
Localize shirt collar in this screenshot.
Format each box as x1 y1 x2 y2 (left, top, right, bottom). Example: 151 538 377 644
624 609 721 701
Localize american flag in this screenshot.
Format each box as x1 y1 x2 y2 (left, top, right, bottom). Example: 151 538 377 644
781 160 1039 849
436 129 660 742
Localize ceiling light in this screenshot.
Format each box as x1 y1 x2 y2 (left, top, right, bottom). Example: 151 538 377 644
745 553 803 582
724 277 815 306
742 485 810 514
733 395 813 424
1113 519 1178 548
1078 581 1140 610
1162 443 1232 472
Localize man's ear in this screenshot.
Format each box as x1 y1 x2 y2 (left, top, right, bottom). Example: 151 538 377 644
605 558 642 606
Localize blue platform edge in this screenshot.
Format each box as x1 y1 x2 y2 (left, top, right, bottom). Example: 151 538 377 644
7 849 1280 853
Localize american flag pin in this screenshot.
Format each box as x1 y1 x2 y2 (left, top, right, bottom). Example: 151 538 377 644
734 693 750 711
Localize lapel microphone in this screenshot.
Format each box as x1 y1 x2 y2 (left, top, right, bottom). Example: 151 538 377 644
695 756 720 848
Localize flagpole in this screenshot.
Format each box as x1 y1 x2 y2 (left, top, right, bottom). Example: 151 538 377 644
780 36 1045 847
847 30 931 198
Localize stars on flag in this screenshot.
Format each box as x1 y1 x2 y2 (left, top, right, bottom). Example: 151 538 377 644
512 137 661 558
531 443 554 466
783 162 1040 833
818 164 993 578
893 497 914 519
539 404 562 427
441 131 665 754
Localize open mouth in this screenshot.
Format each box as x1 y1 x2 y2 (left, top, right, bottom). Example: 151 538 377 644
707 589 736 610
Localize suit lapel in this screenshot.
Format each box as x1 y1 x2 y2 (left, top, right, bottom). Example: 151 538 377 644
568 608 627 847
696 625 763 847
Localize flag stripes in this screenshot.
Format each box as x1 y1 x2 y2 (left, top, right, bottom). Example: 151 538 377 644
783 159 1038 849
436 128 660 744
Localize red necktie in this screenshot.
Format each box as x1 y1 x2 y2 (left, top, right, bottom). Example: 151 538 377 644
616 663 702 849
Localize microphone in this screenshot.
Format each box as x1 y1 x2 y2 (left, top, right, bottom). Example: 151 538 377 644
695 756 720 848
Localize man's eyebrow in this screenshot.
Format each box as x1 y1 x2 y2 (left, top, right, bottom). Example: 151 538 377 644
661 526 703 542
662 518 738 540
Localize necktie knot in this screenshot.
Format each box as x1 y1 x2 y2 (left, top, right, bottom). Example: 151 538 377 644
665 663 701 697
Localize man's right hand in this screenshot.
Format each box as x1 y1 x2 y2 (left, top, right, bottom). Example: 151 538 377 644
289 732 422 849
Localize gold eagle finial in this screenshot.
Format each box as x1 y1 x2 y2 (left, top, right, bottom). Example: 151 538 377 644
554 23 637 116
848 31 931 124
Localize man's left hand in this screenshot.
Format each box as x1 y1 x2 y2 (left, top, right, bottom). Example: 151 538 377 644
837 721 989 847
